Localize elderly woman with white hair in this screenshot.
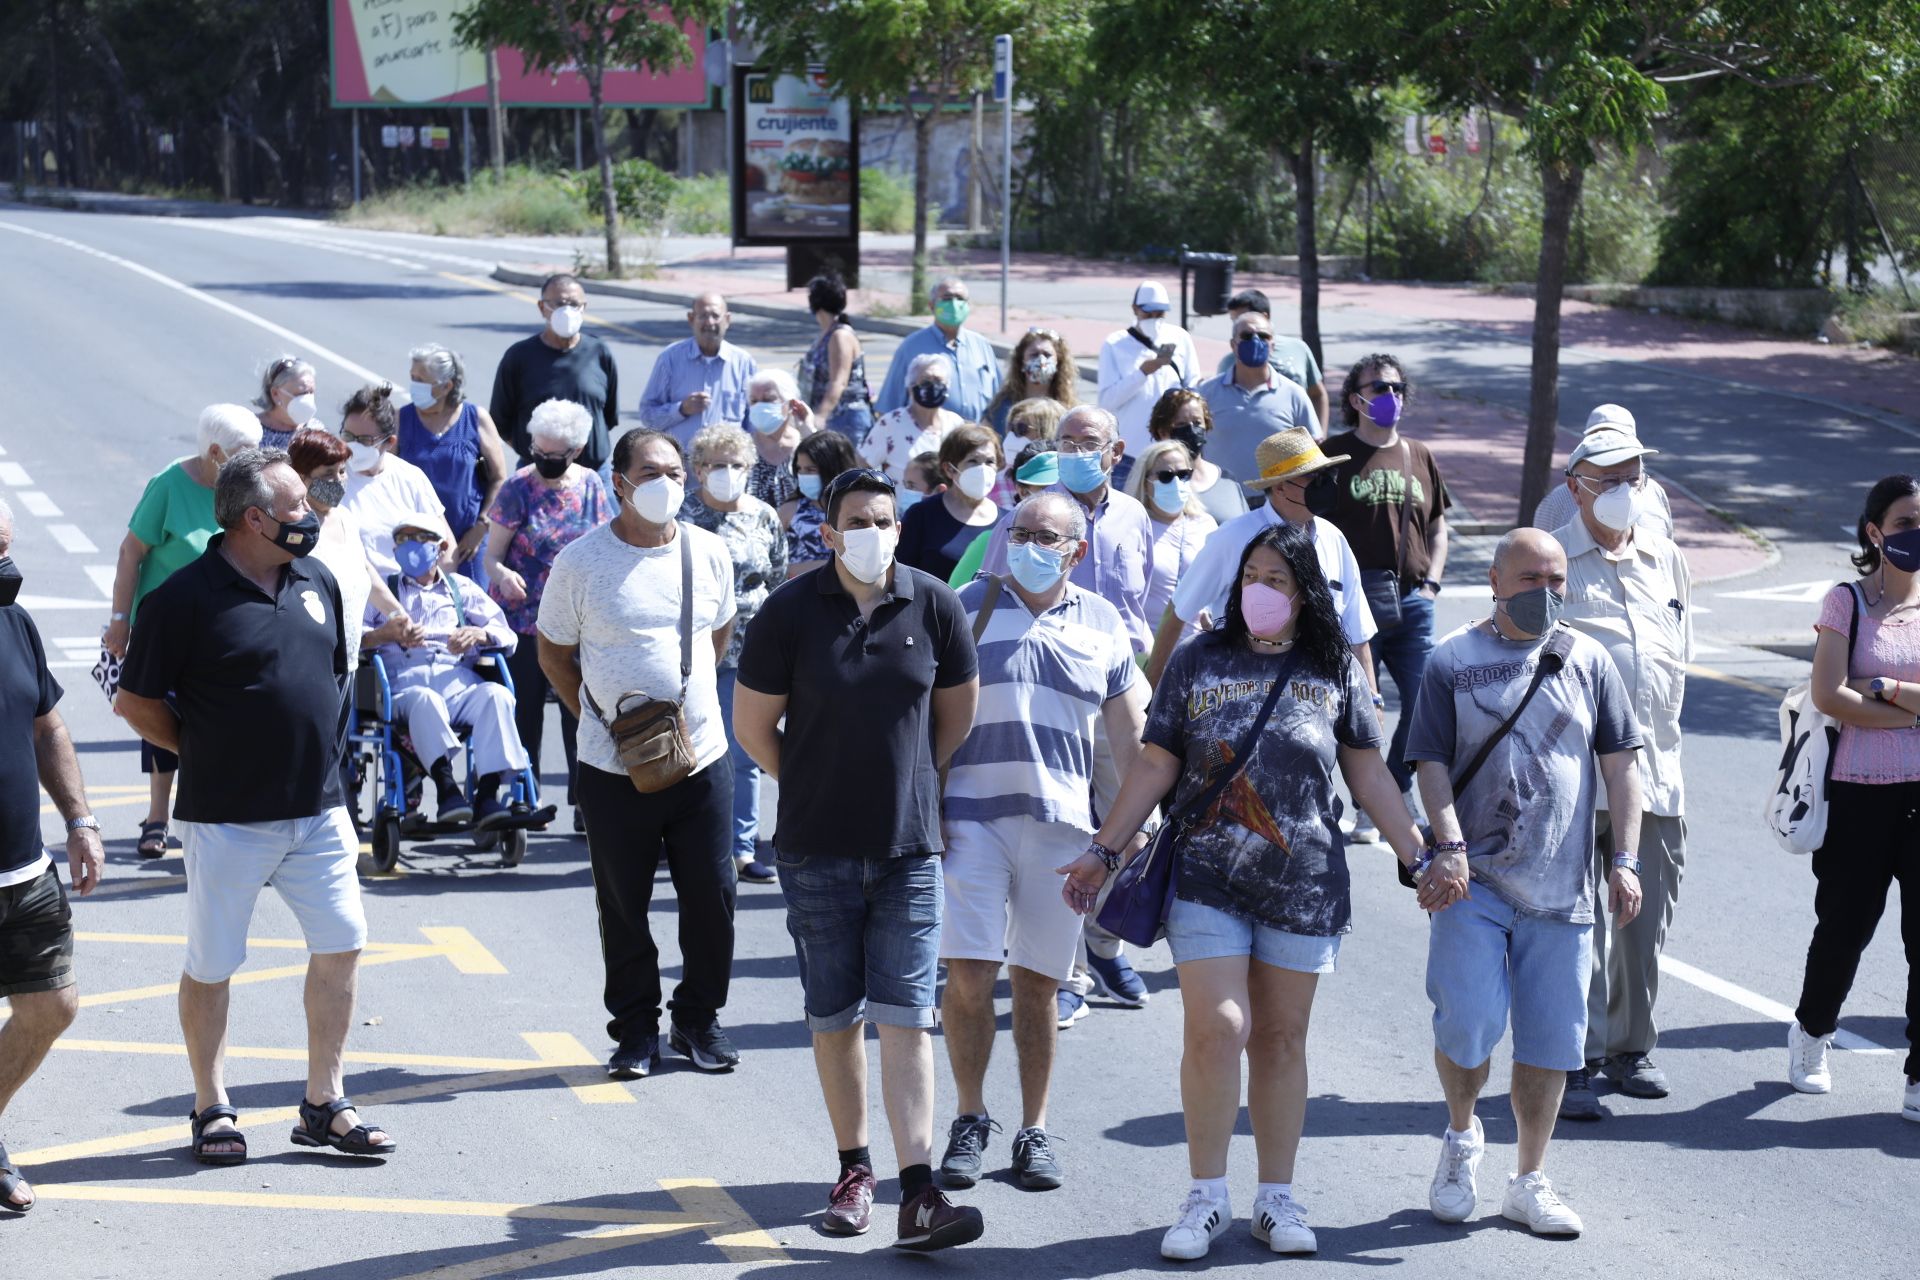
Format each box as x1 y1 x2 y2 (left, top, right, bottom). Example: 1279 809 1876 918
255 355 318 451
859 351 962 482
104 403 263 857
399 342 511 585
484 398 614 830
743 367 816 511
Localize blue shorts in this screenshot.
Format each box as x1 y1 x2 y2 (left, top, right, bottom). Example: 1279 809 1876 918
1166 897 1342 974
1426 880 1593 1071
776 851 942 1032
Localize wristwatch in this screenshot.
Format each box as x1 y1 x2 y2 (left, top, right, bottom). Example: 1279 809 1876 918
66 815 100 834
1611 851 1641 875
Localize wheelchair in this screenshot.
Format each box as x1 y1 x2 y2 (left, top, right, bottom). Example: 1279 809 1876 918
347 648 555 873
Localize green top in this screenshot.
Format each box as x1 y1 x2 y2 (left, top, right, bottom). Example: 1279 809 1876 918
946 525 994 590
128 459 218 620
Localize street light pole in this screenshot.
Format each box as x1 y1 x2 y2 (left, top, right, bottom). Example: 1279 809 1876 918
994 35 1013 334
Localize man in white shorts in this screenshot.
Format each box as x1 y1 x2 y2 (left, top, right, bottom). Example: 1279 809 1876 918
937 492 1149 1192
118 448 393 1167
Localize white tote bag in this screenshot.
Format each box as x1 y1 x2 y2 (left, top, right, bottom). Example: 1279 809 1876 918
1762 583 1860 854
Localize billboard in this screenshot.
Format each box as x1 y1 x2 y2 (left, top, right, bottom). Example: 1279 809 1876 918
731 67 859 246
329 1 712 109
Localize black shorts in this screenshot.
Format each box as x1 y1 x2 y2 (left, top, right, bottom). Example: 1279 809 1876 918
0 866 75 997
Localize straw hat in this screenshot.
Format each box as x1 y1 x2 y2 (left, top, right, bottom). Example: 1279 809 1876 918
1242 429 1350 492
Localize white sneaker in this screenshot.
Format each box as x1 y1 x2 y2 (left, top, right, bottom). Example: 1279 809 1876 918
1903 1077 1919 1123
1160 1188 1231 1261
1428 1116 1484 1223
1501 1170 1583 1236
1788 1021 1833 1093
1348 807 1379 844
1251 1189 1316 1254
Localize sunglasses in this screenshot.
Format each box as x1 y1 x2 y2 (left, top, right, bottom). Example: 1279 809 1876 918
1363 380 1408 396
823 466 897 505
1153 469 1196 484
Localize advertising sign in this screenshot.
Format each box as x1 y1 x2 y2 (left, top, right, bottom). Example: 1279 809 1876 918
329 0 712 109
731 66 859 246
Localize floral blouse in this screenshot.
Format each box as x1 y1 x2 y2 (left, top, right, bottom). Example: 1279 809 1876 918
787 497 831 567
859 406 960 481
486 465 614 634
679 490 787 669
750 457 800 510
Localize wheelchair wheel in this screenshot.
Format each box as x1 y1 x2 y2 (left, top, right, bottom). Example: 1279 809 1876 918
371 814 403 874
500 829 527 868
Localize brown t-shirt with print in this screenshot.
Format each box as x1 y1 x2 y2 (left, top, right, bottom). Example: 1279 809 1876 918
1321 432 1451 585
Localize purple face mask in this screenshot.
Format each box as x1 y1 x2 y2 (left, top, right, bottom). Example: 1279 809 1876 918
1366 392 1402 429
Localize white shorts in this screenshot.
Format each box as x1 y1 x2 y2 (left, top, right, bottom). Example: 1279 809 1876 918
179 808 367 983
940 814 1087 982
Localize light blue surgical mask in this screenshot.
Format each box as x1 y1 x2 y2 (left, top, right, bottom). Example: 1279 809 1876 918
1006 540 1069 593
1057 448 1108 495
747 401 785 435
897 487 924 513
1151 476 1191 513
797 473 823 501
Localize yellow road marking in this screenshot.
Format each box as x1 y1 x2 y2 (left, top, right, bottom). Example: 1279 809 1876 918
661 1178 788 1264
40 794 152 815
73 948 422 1010
420 925 508 974
74 931 442 956
521 1032 634 1105
1687 662 1787 697
52 1039 543 1072
32 1182 711 1227
387 1225 699 1280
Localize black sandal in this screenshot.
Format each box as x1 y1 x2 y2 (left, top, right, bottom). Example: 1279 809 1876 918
0 1139 32 1213
137 820 169 859
291 1097 396 1156
188 1105 247 1166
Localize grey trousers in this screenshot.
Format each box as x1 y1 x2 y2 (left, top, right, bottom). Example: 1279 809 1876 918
1585 811 1686 1062
1063 716 1128 994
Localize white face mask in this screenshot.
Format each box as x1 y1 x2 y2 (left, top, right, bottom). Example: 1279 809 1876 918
1590 481 1639 532
408 380 437 410
836 524 896 584
628 474 684 524
1136 316 1162 343
955 463 996 502
547 304 585 339
703 465 748 504
285 392 318 426
346 440 384 473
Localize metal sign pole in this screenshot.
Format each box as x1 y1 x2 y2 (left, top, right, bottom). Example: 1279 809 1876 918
994 35 1013 334
351 110 361 205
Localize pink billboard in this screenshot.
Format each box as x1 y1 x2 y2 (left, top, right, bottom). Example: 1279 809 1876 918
329 1 711 108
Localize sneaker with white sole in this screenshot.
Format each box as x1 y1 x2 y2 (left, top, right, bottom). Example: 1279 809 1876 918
1348 807 1379 844
1501 1170 1583 1236
1251 1189 1316 1254
1428 1116 1484 1223
1903 1077 1919 1123
1788 1021 1833 1094
1160 1188 1231 1261
1056 987 1089 1029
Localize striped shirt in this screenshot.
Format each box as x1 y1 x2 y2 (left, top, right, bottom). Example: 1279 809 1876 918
637 338 758 446
944 579 1137 831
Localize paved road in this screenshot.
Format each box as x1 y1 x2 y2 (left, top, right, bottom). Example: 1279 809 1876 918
0 204 1912 1279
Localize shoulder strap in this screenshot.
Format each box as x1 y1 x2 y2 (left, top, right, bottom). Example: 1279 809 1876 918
677 527 694 696
1846 580 1863 668
971 575 1004 643
1450 626 1577 799
444 570 464 621
1393 441 1415 579
1169 649 1302 827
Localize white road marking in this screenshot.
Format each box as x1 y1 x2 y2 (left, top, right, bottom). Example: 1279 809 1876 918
18 593 114 611
0 221 382 385
18 491 61 517
1716 580 1835 604
84 565 118 598
47 523 98 554
1660 955 1893 1055
0 461 32 486
162 219 434 272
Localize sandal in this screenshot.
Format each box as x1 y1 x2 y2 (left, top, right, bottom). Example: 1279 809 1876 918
137 820 169 859
291 1096 396 1156
188 1104 248 1166
0 1139 32 1213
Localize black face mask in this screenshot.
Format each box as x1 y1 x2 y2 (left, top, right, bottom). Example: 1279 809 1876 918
0 555 20 608
532 454 571 481
1302 472 1340 518
911 381 950 409
261 510 322 558
1171 423 1208 458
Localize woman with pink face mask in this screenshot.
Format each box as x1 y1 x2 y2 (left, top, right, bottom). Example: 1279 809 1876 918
1064 520 1427 1262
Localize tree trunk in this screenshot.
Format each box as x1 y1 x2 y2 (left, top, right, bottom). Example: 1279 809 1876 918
486 51 506 177
1289 136 1323 372
588 75 621 277
1518 160 1587 526
911 107 933 313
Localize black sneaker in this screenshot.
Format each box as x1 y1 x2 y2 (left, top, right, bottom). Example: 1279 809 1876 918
1558 1064 1603 1121
1010 1126 1063 1190
669 1021 740 1072
894 1185 984 1252
607 1033 659 1080
938 1114 1000 1188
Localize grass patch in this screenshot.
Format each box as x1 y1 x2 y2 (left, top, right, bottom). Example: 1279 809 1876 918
337 165 595 237
668 174 729 235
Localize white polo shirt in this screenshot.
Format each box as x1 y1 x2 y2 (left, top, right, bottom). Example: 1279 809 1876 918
1169 502 1376 646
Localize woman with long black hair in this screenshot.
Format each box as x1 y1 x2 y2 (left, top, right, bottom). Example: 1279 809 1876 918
1064 521 1427 1260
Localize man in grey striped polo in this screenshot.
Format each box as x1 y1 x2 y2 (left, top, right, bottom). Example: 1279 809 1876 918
937 492 1151 1193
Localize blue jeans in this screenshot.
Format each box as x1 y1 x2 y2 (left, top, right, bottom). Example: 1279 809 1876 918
715 668 760 863
775 851 942 1031
1372 586 1436 793
826 401 874 448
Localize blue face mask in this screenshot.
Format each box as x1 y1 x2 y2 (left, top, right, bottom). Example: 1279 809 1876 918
1236 335 1271 368
1057 449 1108 495
797 473 823 501
395 538 440 581
1006 540 1069 593
747 401 785 435
1152 476 1191 513
897 487 924 513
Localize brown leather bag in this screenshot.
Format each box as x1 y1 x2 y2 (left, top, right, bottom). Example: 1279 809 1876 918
582 531 698 794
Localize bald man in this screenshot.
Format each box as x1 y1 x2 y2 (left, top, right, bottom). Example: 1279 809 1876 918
1401 527 1646 1239
639 291 759 447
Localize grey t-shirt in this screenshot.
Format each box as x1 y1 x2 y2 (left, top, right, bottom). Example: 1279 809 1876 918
1404 621 1641 924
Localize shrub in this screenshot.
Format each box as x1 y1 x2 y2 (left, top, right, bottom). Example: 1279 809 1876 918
668 174 730 234
574 158 675 226
337 165 593 237
860 165 918 234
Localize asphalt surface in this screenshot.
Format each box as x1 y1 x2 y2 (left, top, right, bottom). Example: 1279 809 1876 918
0 202 1913 1279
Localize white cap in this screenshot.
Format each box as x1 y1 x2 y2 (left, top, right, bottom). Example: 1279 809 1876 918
1568 428 1657 470
1132 280 1171 312
392 510 451 543
1585 403 1637 433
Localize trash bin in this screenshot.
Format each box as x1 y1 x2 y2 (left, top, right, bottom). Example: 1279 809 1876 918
1182 251 1235 317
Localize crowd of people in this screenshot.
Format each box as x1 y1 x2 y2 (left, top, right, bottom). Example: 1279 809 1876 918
0 270 1914 1268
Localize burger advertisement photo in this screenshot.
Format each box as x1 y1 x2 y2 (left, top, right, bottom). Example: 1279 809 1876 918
732 67 859 244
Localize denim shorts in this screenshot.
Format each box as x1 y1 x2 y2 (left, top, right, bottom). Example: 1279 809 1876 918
1165 896 1342 974
1426 880 1593 1071
776 851 942 1031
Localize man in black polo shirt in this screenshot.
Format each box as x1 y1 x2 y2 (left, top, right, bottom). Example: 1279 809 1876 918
0 501 106 1213
734 468 983 1252
118 449 396 1166
488 272 620 478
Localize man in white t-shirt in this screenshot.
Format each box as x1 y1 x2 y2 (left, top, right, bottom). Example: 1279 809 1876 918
1146 428 1377 689
537 428 741 1081
1097 281 1198 459
337 385 446 579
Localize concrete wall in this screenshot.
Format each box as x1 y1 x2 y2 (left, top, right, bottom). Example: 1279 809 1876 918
1494 282 1835 335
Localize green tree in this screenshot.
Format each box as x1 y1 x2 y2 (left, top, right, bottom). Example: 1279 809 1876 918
745 0 1084 312
453 0 722 277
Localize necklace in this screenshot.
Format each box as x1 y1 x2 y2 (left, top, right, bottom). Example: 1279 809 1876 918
1247 635 1293 650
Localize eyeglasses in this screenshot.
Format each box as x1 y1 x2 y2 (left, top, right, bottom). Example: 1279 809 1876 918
1573 472 1646 495
823 466 897 506
393 530 443 546
1056 437 1110 456
1153 469 1195 484
1008 527 1075 549
1364 380 1408 396
342 428 392 445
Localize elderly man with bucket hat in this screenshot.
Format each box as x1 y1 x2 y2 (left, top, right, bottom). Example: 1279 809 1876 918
1544 423 1692 1120
1146 428 1378 687
1531 405 1675 537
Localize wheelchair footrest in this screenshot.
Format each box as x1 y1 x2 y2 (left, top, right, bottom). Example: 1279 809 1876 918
480 804 558 833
